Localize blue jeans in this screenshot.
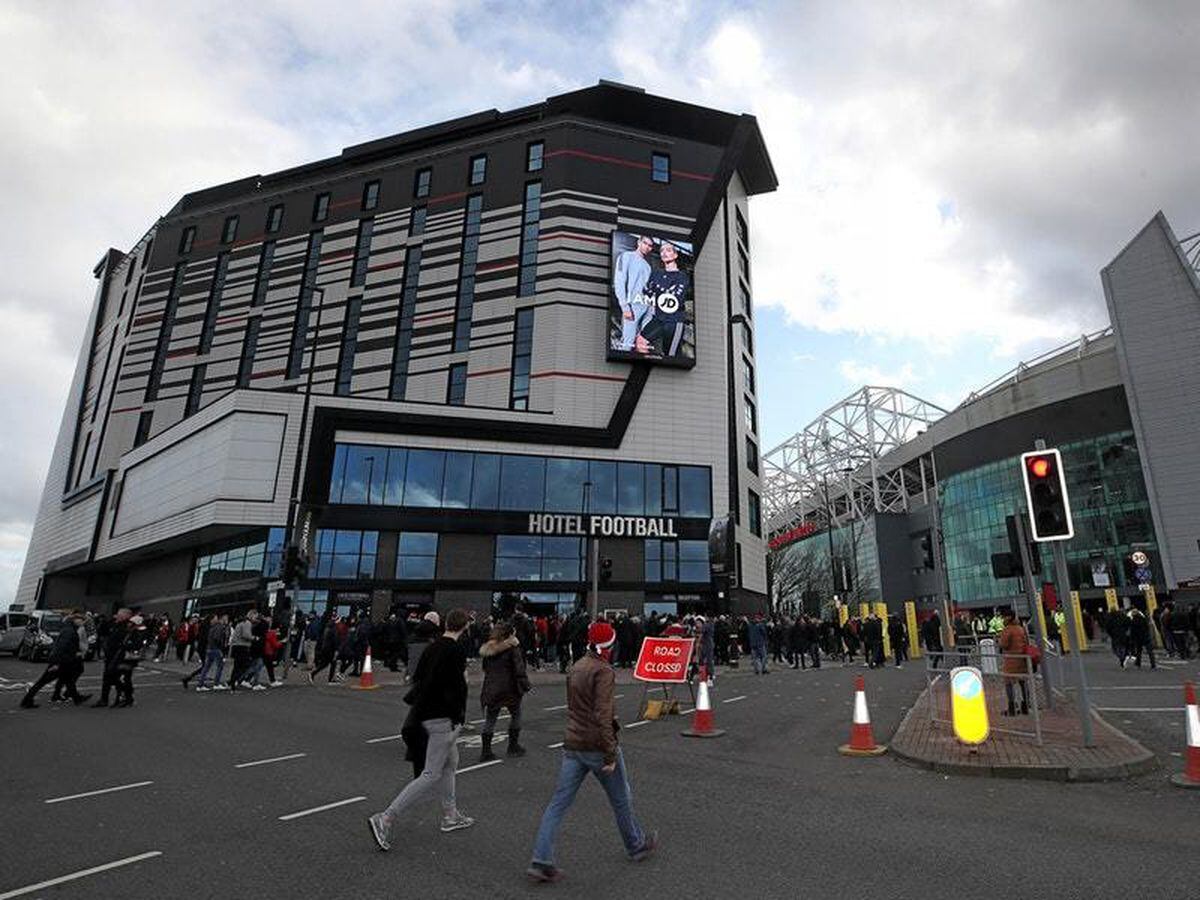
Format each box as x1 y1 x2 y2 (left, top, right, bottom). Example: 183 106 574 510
196 649 224 688
751 646 768 674
531 748 645 866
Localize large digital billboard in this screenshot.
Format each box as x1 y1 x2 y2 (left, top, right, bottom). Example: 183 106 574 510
608 230 696 368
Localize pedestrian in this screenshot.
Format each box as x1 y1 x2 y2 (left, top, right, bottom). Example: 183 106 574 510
748 615 769 674
998 611 1030 716
888 615 907 668
93 609 134 707
173 618 190 662
112 616 147 707
1168 606 1191 660
1106 608 1130 668
304 613 321 668
477 621 531 763
191 614 230 691
367 609 475 851
921 612 943 668
525 620 657 883
227 611 256 691
20 610 91 708
788 616 807 670
1128 608 1157 669
309 614 342 684
154 617 171 662
51 611 91 703
696 616 716 685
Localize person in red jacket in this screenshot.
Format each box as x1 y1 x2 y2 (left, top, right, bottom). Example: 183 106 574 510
174 620 190 662
263 626 283 687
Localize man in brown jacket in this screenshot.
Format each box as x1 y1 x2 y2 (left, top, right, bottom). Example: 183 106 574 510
998 611 1030 716
526 620 657 883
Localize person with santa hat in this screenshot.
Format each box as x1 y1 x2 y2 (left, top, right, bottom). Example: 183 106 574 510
526 620 657 883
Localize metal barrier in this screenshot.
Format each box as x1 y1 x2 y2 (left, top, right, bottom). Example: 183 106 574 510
924 648 1042 745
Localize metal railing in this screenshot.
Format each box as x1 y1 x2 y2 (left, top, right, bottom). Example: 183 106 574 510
923 646 1043 746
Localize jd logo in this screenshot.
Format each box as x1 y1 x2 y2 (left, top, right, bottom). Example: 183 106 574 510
656 292 680 314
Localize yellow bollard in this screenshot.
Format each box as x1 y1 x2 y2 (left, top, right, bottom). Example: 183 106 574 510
1144 585 1163 648
859 602 871 621
1058 610 1071 653
905 600 922 659
874 602 891 659
1104 588 1118 613
837 603 849 627
1035 594 1049 651
1070 591 1089 651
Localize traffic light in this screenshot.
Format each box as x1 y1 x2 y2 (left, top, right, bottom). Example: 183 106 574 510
1004 514 1042 576
1019 449 1073 541
282 545 309 585
919 531 935 570
600 557 613 585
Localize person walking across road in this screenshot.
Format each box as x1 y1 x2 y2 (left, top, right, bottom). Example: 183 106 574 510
748 615 769 675
1128 608 1157 669
227 611 256 692
367 609 475 851
525 621 656 883
20 610 90 708
998 611 1030 716
477 621 531 763
308 614 342 684
191 614 229 691
93 609 133 707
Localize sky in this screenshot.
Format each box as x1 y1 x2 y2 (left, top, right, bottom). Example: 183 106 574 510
1 0 1198 606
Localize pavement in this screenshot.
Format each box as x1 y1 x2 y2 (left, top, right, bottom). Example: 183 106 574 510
1 650 1199 899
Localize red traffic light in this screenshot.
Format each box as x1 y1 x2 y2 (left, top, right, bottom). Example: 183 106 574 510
1027 456 1051 479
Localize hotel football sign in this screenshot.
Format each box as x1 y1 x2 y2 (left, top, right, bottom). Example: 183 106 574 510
528 513 679 538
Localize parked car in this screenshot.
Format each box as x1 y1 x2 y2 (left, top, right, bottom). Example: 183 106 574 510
0 610 31 655
17 611 66 662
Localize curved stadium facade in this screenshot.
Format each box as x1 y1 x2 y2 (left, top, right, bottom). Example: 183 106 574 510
765 212 1200 615
15 82 777 621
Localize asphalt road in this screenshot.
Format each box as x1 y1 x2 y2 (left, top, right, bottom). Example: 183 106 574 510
1 649 1198 900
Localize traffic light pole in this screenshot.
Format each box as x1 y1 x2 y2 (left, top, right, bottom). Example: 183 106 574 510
1013 511 1054 710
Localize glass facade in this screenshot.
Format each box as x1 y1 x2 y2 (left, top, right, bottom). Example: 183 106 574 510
396 532 438 580
312 529 379 579
328 444 712 518
940 429 1160 605
191 528 285 590
645 539 709 583
494 535 584 582
771 517 880 611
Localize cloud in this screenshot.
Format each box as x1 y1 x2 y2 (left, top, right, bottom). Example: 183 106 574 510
837 359 919 389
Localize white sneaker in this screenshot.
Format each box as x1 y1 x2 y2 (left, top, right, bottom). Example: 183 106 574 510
252 684 267 691
195 685 211 692
270 680 284 687
440 811 475 833
213 684 229 691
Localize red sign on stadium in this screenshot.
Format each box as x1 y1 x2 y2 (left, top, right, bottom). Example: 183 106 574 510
633 637 695 683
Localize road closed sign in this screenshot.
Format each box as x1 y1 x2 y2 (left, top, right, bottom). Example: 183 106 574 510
634 637 695 683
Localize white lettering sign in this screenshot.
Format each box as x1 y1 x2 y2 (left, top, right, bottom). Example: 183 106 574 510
528 513 678 537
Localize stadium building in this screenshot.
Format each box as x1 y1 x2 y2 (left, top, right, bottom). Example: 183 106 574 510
764 212 1200 615
15 82 777 621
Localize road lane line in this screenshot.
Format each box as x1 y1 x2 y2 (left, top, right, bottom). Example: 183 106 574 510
544 704 568 711
722 695 747 704
548 741 565 748
625 720 650 728
44 781 154 805
278 796 366 821
0 851 163 899
235 753 307 769
1095 707 1181 712
457 759 503 774
365 734 402 744
468 713 510 725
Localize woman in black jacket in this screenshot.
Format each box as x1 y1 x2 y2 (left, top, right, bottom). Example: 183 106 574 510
478 622 530 762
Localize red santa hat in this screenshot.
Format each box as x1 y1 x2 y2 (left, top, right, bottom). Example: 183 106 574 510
587 621 616 651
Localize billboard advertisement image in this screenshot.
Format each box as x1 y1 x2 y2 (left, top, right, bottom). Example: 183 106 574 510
608 230 696 368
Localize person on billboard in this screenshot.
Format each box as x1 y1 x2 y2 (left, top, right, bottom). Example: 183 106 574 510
635 240 690 358
612 234 654 350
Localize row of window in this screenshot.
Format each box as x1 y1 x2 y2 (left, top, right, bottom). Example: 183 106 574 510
328 444 713 517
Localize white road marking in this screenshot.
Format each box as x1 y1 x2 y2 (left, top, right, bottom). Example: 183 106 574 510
235 753 307 769
625 720 650 729
0 851 162 900
365 734 402 744
44 781 154 805
1095 707 1181 713
722 695 747 704
468 713 510 725
278 796 366 821
544 704 568 711
456 759 503 774
548 741 565 749
615 693 625 699
459 732 506 748
679 706 694 714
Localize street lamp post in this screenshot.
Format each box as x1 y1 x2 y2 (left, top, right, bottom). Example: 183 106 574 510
583 480 597 620
821 472 837 608
842 467 860 606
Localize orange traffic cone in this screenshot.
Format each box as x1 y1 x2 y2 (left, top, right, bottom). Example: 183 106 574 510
1170 681 1200 789
352 649 379 691
838 675 887 757
681 667 725 738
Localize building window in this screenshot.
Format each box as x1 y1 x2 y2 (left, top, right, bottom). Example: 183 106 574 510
510 308 533 410
746 436 759 475
738 247 750 283
221 215 239 244
313 529 378 579
740 321 753 354
389 245 422 400
134 410 153 447
237 318 261 388
526 141 544 172
185 365 206 417
413 167 431 199
251 241 275 308
362 180 380 211
145 262 186 402
350 218 374 287
447 362 468 406
141 241 152 268
651 152 670 183
748 490 762 537
743 357 756 395
287 232 323 380
178 226 195 255
396 532 438 580
518 181 541 297
452 194 484 351
336 296 362 396
735 208 750 250
124 259 136 285
266 204 284 234
192 531 282 590
744 397 757 435
198 252 229 355
645 540 709 582
495 535 583 582
740 283 752 318
468 154 488 186
312 193 330 223
409 206 427 237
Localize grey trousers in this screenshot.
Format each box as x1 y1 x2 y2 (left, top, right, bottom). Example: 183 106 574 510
381 718 460 823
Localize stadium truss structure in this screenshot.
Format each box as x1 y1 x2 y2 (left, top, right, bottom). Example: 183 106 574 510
762 386 946 536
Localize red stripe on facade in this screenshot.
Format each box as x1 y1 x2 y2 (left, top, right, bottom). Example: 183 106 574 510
530 370 627 383
250 368 287 380
475 258 518 273
466 367 510 378
427 190 468 207
133 315 160 327
413 310 453 323
233 232 267 249
321 249 354 264
544 148 712 182
216 314 247 326
538 230 609 247
194 237 219 249
111 406 142 414
330 197 360 210
166 349 194 359
367 260 405 274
